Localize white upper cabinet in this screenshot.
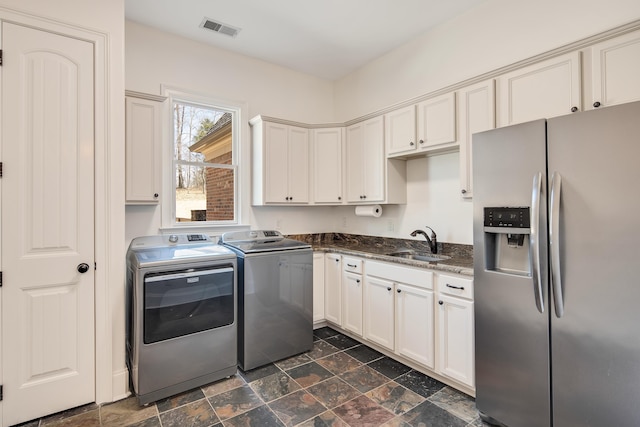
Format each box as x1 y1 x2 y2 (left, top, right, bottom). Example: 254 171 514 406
458 80 496 199
125 91 166 204
345 116 385 203
312 127 343 204
497 52 582 127
251 118 310 205
417 92 457 152
590 30 640 109
385 105 417 156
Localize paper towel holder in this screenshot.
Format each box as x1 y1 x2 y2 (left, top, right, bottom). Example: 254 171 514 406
355 204 382 217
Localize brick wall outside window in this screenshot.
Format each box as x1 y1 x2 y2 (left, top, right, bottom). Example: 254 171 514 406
206 151 234 220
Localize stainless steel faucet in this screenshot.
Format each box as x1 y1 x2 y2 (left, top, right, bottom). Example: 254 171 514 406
410 226 438 254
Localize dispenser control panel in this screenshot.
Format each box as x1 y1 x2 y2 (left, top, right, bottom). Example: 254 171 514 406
484 207 530 228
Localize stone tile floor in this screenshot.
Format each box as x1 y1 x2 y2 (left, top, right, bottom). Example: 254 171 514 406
15 327 490 427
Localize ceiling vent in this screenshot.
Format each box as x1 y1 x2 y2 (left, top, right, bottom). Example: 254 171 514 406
200 17 241 38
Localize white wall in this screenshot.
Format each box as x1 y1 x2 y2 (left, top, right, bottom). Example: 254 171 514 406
125 20 342 243
331 0 640 244
334 0 640 120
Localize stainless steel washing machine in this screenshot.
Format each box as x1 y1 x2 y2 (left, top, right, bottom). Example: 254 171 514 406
126 234 237 405
220 230 313 371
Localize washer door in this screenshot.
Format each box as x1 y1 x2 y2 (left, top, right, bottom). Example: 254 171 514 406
143 265 234 343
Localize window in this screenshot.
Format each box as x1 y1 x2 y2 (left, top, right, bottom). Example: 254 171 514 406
171 99 238 225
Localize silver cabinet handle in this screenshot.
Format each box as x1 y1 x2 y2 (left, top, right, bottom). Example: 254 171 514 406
445 283 464 290
550 172 564 318
530 172 545 314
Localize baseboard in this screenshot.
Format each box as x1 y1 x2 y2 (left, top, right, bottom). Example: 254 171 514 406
111 368 132 402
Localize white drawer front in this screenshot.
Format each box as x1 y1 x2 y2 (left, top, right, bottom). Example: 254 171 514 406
366 260 433 290
438 274 474 300
343 257 363 274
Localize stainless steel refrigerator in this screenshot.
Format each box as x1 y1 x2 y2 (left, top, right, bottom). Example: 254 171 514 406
472 100 640 427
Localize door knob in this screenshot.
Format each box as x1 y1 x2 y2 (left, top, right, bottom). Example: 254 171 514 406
77 263 90 273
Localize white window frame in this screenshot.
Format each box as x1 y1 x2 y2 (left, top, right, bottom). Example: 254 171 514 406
160 86 248 232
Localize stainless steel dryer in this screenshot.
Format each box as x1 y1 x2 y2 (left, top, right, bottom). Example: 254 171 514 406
126 234 237 404
220 230 313 371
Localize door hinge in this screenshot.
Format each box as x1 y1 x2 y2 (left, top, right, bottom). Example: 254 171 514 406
0 271 3 287
0 162 3 178
0 50 3 66
0 385 3 401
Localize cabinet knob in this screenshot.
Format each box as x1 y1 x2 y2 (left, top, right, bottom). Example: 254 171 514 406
570 106 578 113
397 289 401 293
77 263 90 274
593 101 601 108
461 189 467 194
290 196 293 201
419 139 424 145
438 300 444 305
153 193 159 198
338 196 342 200
335 258 339 263
410 141 415 146
356 279 361 283
387 287 392 291
363 195 367 199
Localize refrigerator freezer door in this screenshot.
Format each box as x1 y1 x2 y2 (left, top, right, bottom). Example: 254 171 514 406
473 120 551 427
547 100 640 426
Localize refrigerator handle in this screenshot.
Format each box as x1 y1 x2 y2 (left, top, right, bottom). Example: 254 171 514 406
530 172 544 314
550 172 565 318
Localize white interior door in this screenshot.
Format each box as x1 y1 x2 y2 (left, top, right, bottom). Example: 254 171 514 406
1 22 95 426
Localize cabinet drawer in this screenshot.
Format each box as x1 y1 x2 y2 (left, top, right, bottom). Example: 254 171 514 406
343 257 363 274
366 261 433 290
438 274 474 300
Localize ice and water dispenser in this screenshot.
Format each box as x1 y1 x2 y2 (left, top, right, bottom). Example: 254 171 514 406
483 207 531 276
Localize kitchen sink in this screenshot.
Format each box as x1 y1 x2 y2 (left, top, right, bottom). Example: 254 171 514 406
385 250 450 262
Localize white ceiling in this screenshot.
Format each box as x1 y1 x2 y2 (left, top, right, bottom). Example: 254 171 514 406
125 0 486 80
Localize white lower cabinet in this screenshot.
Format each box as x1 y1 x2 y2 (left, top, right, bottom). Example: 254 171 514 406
342 257 363 336
363 275 395 350
324 254 342 326
436 274 475 389
365 261 435 368
323 255 474 393
396 283 435 369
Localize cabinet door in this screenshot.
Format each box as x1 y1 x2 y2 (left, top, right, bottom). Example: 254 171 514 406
458 80 495 199
313 128 343 203
362 116 385 202
498 52 581 126
313 253 325 323
417 92 457 150
264 122 290 203
324 254 342 325
363 276 395 350
342 271 363 336
396 284 435 369
287 126 310 203
345 123 365 203
437 294 475 388
125 96 163 203
385 105 416 156
591 30 640 109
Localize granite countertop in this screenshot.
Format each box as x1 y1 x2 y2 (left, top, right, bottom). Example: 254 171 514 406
288 233 474 277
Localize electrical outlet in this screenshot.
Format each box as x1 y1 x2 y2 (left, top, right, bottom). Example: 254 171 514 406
387 220 395 232
342 216 347 228
275 219 282 230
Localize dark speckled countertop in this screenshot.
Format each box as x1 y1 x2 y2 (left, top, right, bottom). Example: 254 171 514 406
287 233 474 277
